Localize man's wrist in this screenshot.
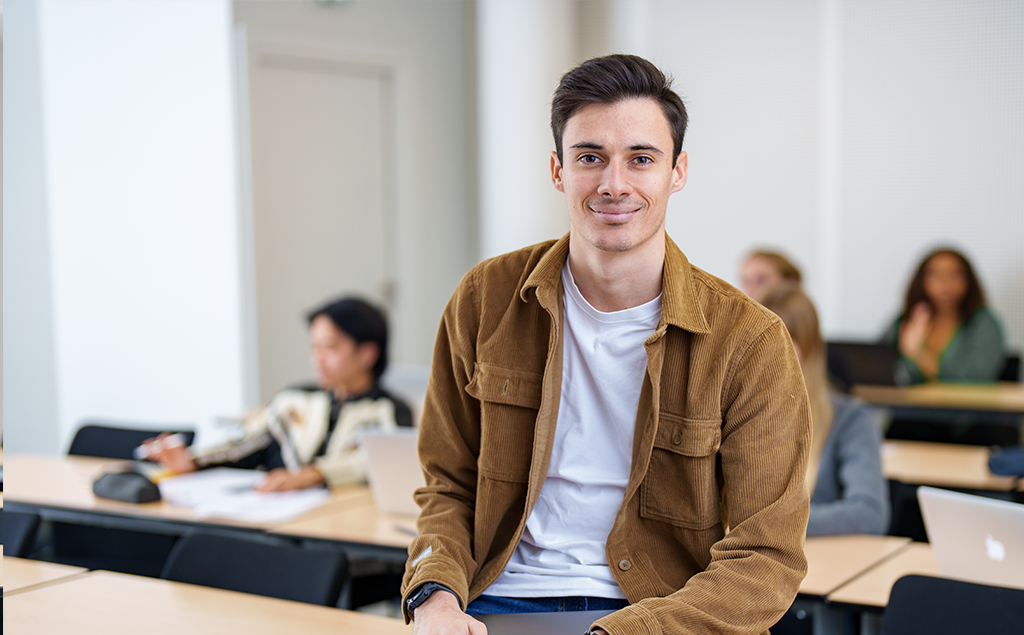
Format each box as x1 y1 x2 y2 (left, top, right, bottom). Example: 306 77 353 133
406 582 458 619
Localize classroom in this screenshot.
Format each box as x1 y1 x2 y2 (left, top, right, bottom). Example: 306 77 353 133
4 1 1024 634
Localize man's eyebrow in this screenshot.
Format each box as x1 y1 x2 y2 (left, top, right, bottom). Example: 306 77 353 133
568 142 665 155
630 144 664 154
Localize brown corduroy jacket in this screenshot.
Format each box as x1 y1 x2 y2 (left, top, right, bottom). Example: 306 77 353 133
402 233 810 635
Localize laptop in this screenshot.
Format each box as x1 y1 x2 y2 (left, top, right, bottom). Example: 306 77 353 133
917 486 1024 590
826 341 898 390
477 610 616 635
361 429 425 516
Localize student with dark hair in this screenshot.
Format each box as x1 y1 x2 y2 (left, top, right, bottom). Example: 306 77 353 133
148 296 412 491
881 247 1005 385
402 54 809 635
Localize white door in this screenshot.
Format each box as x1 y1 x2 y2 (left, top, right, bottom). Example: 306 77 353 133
246 46 394 401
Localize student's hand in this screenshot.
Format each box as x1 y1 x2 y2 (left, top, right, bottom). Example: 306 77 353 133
254 466 325 492
412 591 486 635
899 302 932 359
145 433 198 474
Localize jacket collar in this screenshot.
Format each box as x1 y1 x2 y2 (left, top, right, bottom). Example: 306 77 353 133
522 232 711 335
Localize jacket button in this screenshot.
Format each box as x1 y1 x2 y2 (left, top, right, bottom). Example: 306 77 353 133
672 432 683 445
618 559 632 571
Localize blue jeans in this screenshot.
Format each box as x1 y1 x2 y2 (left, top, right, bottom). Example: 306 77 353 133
466 594 629 616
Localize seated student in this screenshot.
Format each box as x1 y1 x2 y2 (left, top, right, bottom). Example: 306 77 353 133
760 283 889 535
149 297 413 491
740 249 802 301
880 247 1006 385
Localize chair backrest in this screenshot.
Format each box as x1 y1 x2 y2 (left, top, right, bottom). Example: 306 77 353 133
880 574 1024 635
161 531 349 606
68 423 195 459
3 510 43 557
999 353 1021 382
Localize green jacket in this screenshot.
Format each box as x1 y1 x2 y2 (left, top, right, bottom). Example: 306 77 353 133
881 306 1006 384
403 233 811 635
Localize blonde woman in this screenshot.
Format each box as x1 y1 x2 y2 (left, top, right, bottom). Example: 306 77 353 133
740 250 802 301
760 283 889 535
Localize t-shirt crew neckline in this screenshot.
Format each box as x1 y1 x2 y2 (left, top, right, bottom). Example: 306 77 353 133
563 262 663 325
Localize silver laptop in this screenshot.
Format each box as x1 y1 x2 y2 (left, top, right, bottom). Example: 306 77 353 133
361 429 424 516
477 610 615 635
918 486 1024 590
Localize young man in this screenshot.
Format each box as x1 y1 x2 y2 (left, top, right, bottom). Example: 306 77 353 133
402 55 810 635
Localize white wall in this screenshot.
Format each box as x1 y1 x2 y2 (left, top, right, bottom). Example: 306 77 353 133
4 0 62 455
477 0 573 259
604 0 1024 351
6 0 248 454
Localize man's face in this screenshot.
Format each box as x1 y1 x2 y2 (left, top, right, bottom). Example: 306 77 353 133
551 98 687 255
308 314 373 393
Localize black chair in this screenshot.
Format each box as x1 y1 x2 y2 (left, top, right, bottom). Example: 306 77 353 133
880 574 1024 635
999 353 1021 382
3 510 42 557
51 423 195 576
161 531 349 606
68 423 195 459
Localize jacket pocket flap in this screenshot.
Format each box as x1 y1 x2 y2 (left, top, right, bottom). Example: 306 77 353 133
654 414 722 457
465 362 543 409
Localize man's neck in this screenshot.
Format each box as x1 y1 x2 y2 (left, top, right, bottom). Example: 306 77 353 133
567 232 665 312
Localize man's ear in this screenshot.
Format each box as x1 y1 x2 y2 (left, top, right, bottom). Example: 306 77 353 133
551 151 565 193
671 150 688 193
357 342 380 373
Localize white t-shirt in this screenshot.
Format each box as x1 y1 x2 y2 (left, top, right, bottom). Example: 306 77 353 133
484 261 661 599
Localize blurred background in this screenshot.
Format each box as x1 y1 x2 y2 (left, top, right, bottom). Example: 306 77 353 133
5 0 1023 455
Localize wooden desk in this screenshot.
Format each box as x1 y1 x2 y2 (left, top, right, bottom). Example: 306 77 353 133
3 454 372 533
800 535 911 597
272 499 414 563
853 382 1024 414
882 440 1018 491
5 570 413 634
827 542 939 608
3 555 90 597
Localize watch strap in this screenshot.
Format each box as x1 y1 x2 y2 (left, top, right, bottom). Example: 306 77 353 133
406 582 456 618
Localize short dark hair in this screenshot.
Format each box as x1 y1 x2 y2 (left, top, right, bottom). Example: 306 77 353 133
551 54 688 164
307 297 389 379
902 248 987 322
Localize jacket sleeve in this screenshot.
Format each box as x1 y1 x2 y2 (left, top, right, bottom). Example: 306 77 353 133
401 270 482 619
595 319 811 635
807 400 889 536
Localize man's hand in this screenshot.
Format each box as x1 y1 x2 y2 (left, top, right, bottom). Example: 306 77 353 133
145 433 198 474
255 466 325 492
412 589 487 635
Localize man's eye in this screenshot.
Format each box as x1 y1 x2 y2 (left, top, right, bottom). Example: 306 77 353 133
578 154 600 164
633 156 653 165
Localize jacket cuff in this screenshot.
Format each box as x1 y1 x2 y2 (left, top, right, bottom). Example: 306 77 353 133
592 603 661 635
401 554 470 623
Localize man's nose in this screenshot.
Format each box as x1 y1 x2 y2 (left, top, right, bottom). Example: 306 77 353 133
597 162 631 198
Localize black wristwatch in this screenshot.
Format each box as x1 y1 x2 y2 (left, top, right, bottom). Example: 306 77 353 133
406 582 456 618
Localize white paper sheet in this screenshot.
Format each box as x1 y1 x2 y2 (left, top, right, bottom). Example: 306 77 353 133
158 468 331 523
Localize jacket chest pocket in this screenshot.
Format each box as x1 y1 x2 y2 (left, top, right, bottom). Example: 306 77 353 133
641 413 723 530
465 363 542 483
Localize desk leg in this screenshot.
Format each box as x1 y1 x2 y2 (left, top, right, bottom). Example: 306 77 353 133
811 600 846 635
860 611 882 635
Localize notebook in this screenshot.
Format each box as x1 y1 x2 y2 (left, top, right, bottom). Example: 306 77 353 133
361 429 425 516
477 610 616 635
917 486 1024 590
